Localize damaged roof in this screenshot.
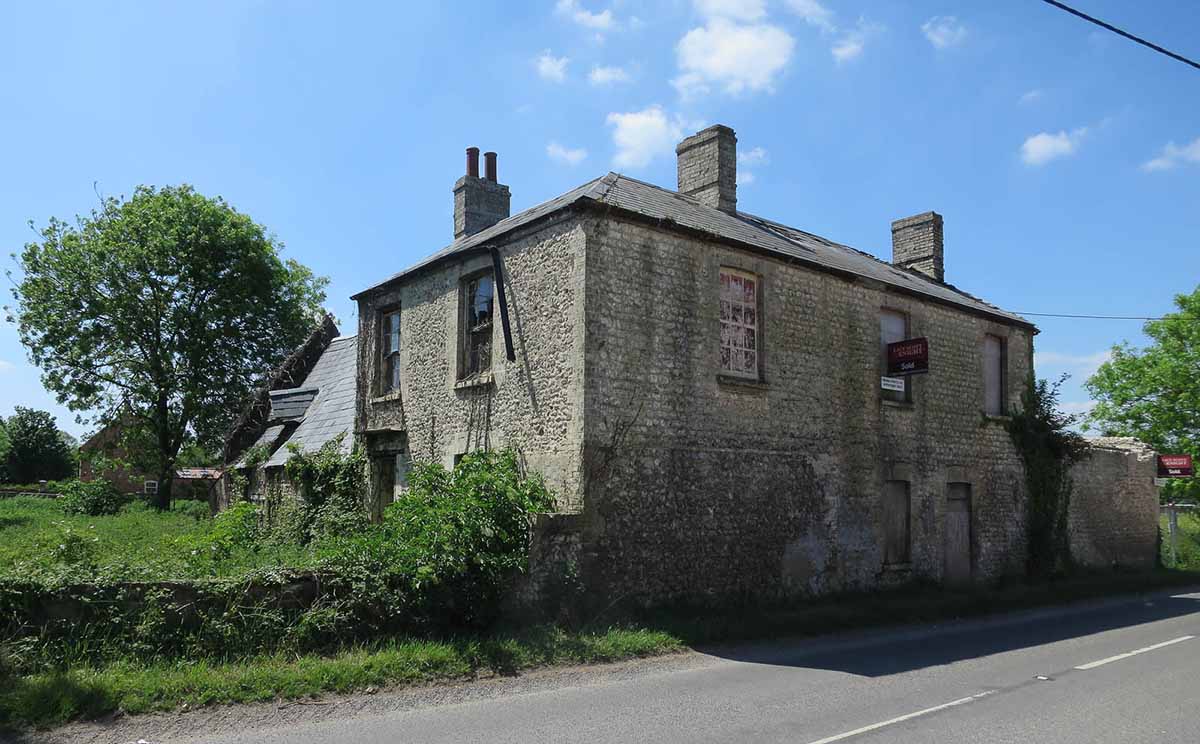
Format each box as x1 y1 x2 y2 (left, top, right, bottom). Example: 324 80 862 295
353 172 1031 329
242 335 359 469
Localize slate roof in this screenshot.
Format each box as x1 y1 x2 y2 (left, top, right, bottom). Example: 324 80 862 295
353 172 1031 328
269 387 319 422
242 335 358 469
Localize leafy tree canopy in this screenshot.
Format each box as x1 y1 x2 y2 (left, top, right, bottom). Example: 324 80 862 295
8 185 328 506
1086 286 1200 502
1 407 75 484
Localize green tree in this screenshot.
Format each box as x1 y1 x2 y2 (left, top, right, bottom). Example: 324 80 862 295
0 416 9 483
1086 286 1200 503
1 407 75 483
8 185 327 508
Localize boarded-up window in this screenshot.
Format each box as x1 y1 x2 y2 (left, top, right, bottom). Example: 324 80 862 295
983 334 1005 416
944 482 972 586
380 309 401 394
883 480 911 564
461 274 494 378
880 309 910 402
719 268 759 379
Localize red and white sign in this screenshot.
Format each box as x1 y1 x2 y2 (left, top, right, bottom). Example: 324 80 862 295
1158 455 1194 478
887 337 929 377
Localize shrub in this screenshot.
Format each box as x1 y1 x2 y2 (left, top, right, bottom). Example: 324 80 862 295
178 502 260 568
282 435 369 542
321 449 555 627
57 480 123 517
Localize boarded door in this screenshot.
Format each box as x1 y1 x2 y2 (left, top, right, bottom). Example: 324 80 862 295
944 484 972 587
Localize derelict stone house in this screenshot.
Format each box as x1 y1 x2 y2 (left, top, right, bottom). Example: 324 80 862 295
349 125 1051 602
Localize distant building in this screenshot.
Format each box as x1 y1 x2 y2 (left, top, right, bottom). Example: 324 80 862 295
80 422 220 502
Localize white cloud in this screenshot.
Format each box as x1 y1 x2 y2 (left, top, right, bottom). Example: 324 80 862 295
555 0 614 30
589 65 630 85
832 19 883 64
694 0 766 22
0 360 13 373
673 18 794 97
1142 136 1200 172
787 0 835 33
1019 89 1044 105
535 50 569 82
738 146 768 166
737 146 768 186
921 16 967 49
607 105 686 169
1035 350 1112 378
547 141 588 166
1020 127 1088 166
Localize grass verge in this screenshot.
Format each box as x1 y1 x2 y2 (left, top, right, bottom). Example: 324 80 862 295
4 569 1199 730
0 626 681 728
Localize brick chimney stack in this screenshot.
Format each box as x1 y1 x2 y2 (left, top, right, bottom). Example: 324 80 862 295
454 147 511 240
891 211 944 283
676 125 737 213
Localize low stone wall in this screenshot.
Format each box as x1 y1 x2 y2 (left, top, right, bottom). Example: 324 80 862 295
1069 438 1159 569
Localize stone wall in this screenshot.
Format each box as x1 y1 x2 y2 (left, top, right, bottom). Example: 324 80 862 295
1069 437 1159 569
356 215 589 509
577 214 1033 604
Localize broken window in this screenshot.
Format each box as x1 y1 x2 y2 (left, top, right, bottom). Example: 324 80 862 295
883 480 911 564
880 309 911 403
719 268 759 379
983 334 1005 416
461 274 494 378
380 309 401 394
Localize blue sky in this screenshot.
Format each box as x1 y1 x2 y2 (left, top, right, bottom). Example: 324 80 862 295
2 0 1197 437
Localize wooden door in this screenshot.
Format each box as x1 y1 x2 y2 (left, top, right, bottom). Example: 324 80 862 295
944 484 972 587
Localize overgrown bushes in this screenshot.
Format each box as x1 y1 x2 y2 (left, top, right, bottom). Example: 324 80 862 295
0 448 554 673
57 480 124 517
1005 376 1089 580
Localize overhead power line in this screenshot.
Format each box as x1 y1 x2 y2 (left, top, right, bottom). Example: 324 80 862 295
1039 0 1200 71
1016 312 1164 321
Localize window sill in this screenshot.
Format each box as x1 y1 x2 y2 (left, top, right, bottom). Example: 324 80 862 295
882 399 914 410
455 372 494 390
717 375 769 393
982 414 1011 424
883 562 913 571
370 391 403 404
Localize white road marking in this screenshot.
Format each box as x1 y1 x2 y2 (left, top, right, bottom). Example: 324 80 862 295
803 690 997 744
1074 635 1194 670
805 635 1195 744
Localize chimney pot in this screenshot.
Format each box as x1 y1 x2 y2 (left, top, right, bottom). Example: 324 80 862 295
454 149 510 239
675 124 738 213
484 151 498 182
466 147 480 178
891 211 945 283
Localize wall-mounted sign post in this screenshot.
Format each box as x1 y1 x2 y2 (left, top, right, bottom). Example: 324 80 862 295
1158 455 1194 479
887 337 929 377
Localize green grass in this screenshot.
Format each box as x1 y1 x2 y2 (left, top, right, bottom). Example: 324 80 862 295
0 627 682 727
0 496 311 582
1161 511 1200 569
4 568 1199 730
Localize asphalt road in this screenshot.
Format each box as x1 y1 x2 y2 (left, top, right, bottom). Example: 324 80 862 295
182 590 1200 744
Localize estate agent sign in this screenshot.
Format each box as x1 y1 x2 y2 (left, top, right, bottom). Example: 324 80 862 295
886 337 929 377
1158 455 1194 478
